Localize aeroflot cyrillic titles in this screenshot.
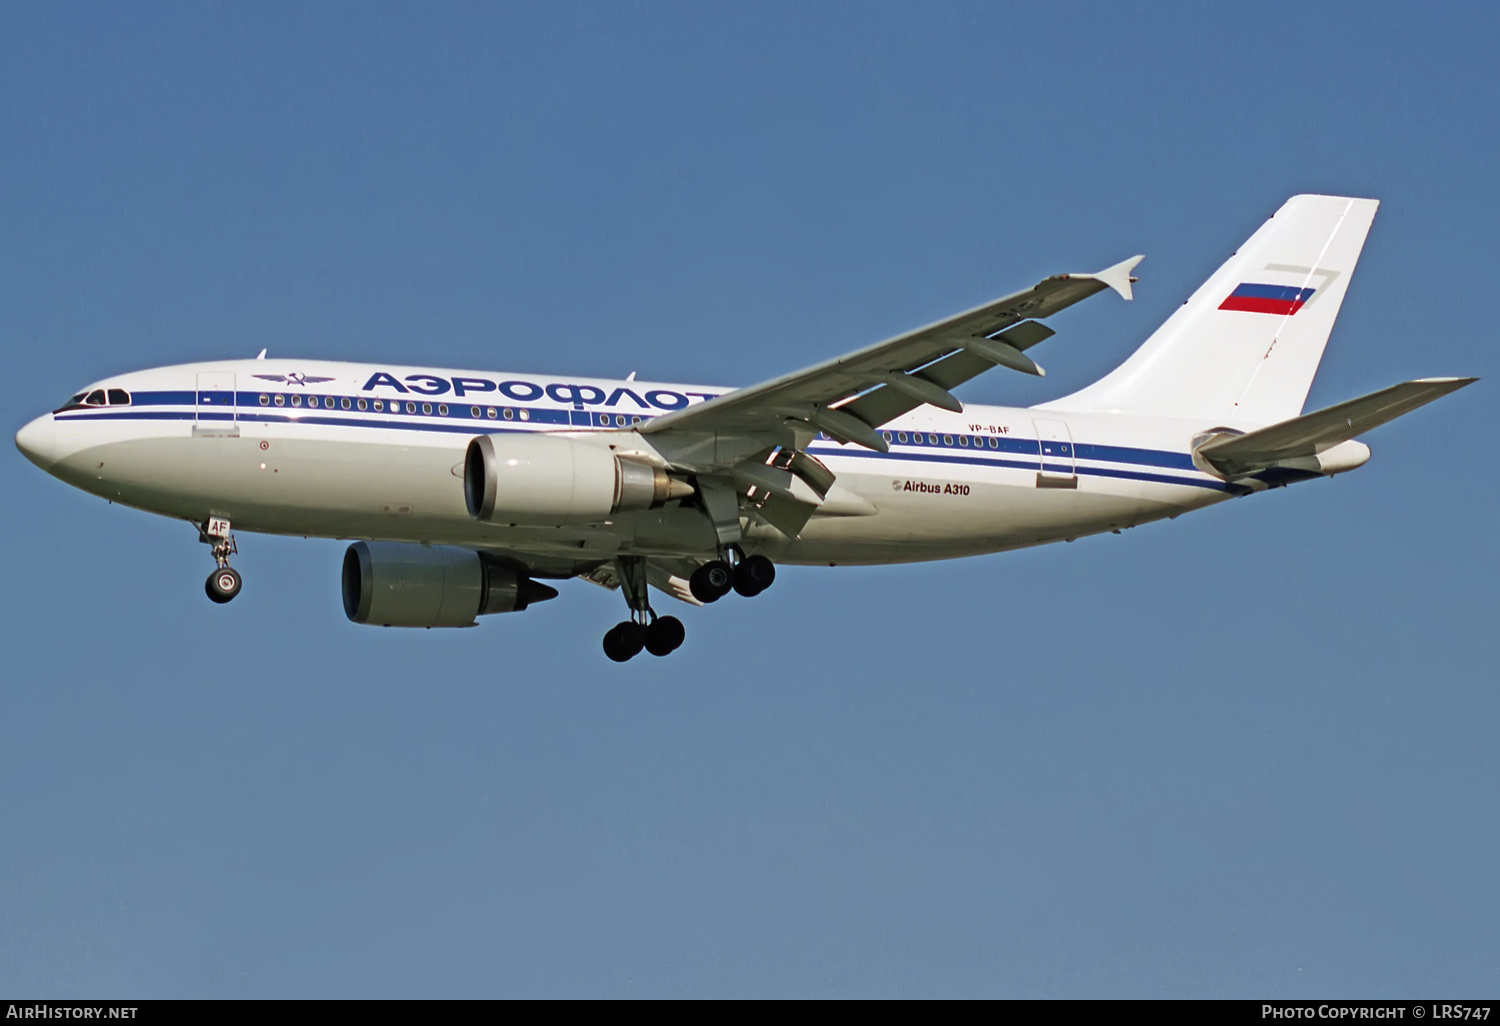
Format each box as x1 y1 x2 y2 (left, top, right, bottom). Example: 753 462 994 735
355 371 721 410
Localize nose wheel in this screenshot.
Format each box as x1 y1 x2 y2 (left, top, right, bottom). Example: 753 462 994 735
198 516 243 605
603 556 687 662
206 566 242 604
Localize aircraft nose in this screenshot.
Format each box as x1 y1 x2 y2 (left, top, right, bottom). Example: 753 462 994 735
15 414 60 470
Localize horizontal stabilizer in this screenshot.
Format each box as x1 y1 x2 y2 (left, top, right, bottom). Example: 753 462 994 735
1196 376 1477 478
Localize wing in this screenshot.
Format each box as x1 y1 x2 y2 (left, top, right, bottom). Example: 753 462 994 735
641 254 1142 457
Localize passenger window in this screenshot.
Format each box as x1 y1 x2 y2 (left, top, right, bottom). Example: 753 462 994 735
371 399 381 411
897 432 908 443
291 395 302 407
486 407 497 419
882 432 893 442
942 434 953 446
406 402 416 413
959 436 969 447
86 390 106 406
259 394 269 406
357 398 367 411
503 408 514 420
988 437 998 449
927 434 937 445
274 394 285 406
438 404 449 416
422 403 432 415
471 406 481 418
107 389 130 405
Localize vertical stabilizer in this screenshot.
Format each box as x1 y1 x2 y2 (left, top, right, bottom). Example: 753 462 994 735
1042 195 1379 425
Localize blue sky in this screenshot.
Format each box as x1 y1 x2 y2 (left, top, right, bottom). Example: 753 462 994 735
2 2 1496 997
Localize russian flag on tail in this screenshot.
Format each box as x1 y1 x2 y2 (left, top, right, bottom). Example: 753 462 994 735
1219 283 1315 315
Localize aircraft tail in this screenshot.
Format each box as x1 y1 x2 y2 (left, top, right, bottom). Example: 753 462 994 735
1042 194 1380 425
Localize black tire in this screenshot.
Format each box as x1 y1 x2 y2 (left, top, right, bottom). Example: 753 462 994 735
733 555 776 597
206 567 242 604
644 615 685 656
689 561 734 603
603 621 646 662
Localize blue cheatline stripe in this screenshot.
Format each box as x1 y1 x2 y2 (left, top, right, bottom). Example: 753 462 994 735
81 391 1201 468
58 408 546 437
1075 442 1196 471
55 398 1230 492
889 431 1040 457
809 443 1233 493
239 413 529 435
869 432 1194 470
133 390 196 405
54 410 188 422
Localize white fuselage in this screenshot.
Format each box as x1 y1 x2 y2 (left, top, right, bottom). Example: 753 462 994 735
19 358 1262 569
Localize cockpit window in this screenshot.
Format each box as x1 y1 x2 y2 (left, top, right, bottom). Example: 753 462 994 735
85 390 107 406
107 388 130 405
60 392 87 409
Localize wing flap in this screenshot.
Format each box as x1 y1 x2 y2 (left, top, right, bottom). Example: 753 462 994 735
836 321 1055 428
749 491 819 539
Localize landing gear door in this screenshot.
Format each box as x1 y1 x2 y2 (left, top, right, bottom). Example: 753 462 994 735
1033 418 1077 488
195 371 238 436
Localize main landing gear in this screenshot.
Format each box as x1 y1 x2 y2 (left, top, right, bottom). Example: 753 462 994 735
603 616 686 663
603 555 686 663
689 549 775 603
199 516 242 605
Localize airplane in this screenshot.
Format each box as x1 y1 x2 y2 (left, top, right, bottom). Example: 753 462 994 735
14 194 1476 662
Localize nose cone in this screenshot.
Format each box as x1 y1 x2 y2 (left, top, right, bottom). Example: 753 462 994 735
16 414 60 471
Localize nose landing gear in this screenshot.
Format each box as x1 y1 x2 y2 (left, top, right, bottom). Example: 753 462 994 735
603 556 686 662
199 516 242 605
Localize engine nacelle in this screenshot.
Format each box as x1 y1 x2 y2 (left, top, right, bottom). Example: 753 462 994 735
342 541 558 628
464 433 691 524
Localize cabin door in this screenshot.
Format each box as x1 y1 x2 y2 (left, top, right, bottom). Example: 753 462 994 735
195 371 238 435
1033 418 1077 488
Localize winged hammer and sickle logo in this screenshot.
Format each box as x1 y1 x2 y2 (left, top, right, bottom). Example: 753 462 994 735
252 373 336 387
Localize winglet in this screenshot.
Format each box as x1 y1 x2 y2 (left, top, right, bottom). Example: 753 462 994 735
1077 254 1144 301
